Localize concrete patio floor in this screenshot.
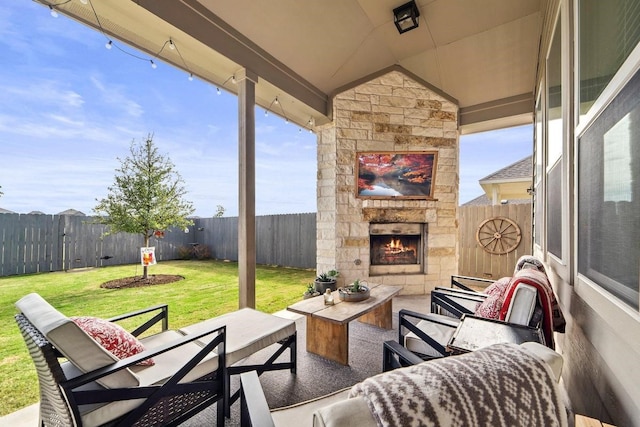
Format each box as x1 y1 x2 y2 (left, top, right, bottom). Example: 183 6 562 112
0 294 429 426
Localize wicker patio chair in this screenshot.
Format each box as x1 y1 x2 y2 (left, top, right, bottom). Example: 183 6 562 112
15 297 227 427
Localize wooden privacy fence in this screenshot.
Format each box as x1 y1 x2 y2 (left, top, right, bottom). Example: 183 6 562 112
0 213 316 277
458 203 532 280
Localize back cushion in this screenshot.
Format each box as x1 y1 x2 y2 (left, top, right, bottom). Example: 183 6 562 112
504 283 537 325
16 293 139 389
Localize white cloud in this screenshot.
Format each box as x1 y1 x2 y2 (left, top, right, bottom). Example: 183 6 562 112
89 75 144 118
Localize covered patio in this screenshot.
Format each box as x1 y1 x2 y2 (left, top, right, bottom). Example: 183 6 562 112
37 0 539 306
17 0 640 425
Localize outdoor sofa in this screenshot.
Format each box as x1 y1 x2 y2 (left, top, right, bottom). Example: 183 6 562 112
15 293 296 426
240 341 567 427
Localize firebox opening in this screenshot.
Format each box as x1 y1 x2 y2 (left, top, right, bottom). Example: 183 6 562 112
369 222 426 275
370 235 420 265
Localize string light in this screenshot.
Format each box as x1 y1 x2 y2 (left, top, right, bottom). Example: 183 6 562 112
264 96 290 123
216 75 236 95
169 39 175 50
105 40 112 50
150 60 157 69
44 0 72 17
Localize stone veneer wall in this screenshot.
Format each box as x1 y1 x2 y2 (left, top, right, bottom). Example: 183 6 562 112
316 69 459 295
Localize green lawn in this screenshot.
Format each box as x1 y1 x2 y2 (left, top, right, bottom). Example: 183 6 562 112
0 259 314 417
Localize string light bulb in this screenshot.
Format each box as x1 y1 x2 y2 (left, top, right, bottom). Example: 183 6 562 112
231 75 236 84
216 87 221 95
150 60 157 69
169 39 175 50
105 40 113 50
188 73 193 81
49 6 58 17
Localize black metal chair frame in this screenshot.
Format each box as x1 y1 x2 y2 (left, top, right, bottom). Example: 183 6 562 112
430 287 487 317
450 274 494 291
16 304 227 427
394 308 459 361
226 332 297 417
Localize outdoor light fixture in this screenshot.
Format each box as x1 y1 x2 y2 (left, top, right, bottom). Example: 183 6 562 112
393 1 420 34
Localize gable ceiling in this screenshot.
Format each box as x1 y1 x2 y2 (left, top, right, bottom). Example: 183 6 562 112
42 0 543 133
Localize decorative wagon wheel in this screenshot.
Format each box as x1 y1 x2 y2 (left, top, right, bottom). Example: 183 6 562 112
476 217 522 255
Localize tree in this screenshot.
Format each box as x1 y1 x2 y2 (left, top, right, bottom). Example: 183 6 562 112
94 134 194 279
214 205 225 217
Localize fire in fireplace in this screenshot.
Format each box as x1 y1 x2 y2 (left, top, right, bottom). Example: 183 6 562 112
369 223 426 275
371 235 419 265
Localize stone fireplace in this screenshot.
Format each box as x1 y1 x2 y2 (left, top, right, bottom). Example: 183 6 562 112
315 66 459 295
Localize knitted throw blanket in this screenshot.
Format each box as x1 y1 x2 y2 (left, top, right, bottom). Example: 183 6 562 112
349 344 568 427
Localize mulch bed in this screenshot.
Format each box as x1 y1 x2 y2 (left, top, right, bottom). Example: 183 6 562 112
101 275 184 289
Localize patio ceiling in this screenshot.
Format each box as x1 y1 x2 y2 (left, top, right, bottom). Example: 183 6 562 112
45 0 543 134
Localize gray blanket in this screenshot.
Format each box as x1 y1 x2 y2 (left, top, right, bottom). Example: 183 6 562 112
349 343 567 427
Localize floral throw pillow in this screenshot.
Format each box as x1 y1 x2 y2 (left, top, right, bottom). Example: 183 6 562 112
474 294 503 319
71 316 154 366
474 277 512 319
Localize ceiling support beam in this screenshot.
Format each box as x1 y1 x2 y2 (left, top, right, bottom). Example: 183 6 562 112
459 93 534 134
237 69 257 309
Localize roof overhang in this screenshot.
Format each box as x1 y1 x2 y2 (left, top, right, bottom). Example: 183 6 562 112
38 0 543 132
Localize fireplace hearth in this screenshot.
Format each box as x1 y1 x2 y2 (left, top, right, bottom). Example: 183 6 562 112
369 223 426 275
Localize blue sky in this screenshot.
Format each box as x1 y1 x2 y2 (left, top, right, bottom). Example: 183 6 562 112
0 2 531 217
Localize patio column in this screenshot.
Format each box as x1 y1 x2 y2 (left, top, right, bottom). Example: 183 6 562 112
237 69 258 308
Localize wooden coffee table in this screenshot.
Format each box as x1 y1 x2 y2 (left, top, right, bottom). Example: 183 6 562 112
287 284 401 365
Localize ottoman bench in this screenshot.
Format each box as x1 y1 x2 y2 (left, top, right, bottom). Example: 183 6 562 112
179 308 297 415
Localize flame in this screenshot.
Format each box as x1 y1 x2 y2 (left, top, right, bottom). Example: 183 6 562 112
386 238 409 254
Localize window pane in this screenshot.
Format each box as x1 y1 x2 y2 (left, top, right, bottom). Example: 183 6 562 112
547 163 562 258
535 95 543 246
546 18 563 258
548 22 563 166
578 67 640 310
580 0 640 118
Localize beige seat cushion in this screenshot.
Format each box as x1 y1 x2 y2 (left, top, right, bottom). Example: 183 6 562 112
313 396 376 427
72 330 220 427
178 308 296 366
269 388 350 427
76 331 222 427
520 341 563 382
404 316 459 357
132 330 219 385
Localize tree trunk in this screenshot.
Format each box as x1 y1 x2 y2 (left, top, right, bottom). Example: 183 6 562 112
143 235 149 279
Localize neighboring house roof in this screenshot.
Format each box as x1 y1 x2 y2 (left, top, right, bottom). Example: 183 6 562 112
0 207 15 214
462 194 531 206
479 155 533 183
57 209 86 216
463 155 534 206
